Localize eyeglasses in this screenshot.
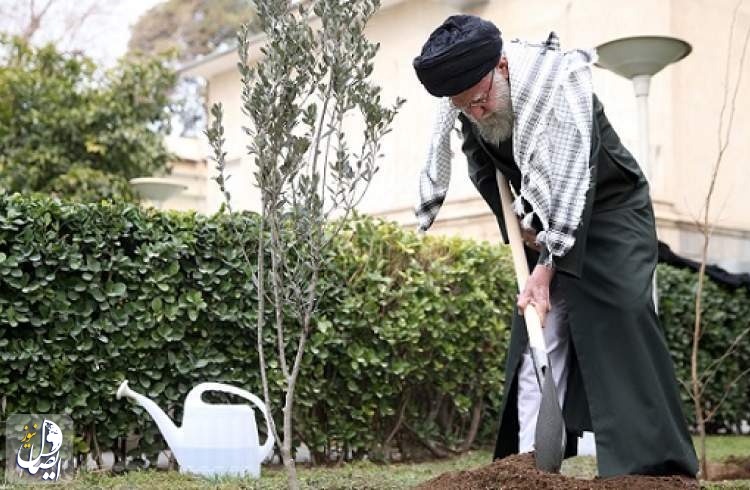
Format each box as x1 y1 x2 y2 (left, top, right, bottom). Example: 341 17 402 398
452 70 495 113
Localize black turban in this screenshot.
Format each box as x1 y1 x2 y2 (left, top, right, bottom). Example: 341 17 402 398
413 15 503 97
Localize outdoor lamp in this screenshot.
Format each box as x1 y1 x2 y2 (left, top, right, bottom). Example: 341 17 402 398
595 35 692 183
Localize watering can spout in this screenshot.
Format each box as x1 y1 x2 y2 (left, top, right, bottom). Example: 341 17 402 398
117 380 182 450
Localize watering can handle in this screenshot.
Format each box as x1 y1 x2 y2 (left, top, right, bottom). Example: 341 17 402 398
186 382 275 457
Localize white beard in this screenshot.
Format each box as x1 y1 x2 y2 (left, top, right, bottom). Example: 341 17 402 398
467 76 514 144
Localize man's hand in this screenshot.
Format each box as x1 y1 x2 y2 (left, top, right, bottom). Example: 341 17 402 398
521 227 541 252
517 264 555 326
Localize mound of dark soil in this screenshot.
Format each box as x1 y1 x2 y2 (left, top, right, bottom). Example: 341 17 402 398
706 456 750 481
416 454 699 490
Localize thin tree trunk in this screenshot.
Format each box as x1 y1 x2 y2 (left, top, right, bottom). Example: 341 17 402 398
691 263 707 476
280 446 298 490
460 399 483 453
91 424 103 468
337 442 347 465
383 391 410 459
397 432 407 461
426 392 443 424
270 221 290 380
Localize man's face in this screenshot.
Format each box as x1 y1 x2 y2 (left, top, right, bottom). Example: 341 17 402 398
450 59 514 143
450 69 498 116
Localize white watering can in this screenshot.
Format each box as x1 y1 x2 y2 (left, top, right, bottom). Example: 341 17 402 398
116 380 274 477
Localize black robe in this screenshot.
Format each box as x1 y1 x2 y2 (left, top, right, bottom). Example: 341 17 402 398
460 95 699 477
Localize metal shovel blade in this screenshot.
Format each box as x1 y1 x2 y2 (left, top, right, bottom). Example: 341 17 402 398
533 358 566 473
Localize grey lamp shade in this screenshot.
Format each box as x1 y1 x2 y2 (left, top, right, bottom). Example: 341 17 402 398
129 177 187 202
595 36 692 79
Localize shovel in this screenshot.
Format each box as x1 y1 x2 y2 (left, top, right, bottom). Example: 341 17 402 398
496 170 566 473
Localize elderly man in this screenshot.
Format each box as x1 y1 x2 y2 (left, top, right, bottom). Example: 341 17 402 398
412 15 698 478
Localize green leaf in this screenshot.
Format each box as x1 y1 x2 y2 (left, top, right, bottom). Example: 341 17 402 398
90 288 106 302
106 282 127 297
151 297 163 312
36 399 51 412
157 324 173 340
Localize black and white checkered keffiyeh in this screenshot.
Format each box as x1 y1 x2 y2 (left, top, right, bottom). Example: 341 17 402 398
415 33 597 267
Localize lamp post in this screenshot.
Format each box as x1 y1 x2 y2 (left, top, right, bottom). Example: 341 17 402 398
129 177 187 209
595 36 692 183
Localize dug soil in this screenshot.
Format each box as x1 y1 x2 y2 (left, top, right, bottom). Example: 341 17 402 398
416 453 699 489
706 456 750 480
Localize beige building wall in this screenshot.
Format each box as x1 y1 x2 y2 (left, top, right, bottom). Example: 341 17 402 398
666 0 750 272
181 0 750 271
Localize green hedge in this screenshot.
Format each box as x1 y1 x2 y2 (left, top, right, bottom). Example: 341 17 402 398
0 194 512 463
0 194 748 465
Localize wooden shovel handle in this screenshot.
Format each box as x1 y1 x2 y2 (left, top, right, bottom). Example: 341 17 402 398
495 171 546 352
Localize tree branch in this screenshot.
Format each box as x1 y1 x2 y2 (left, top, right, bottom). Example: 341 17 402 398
704 367 750 424
698 326 750 396
383 390 410 450
404 423 460 458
